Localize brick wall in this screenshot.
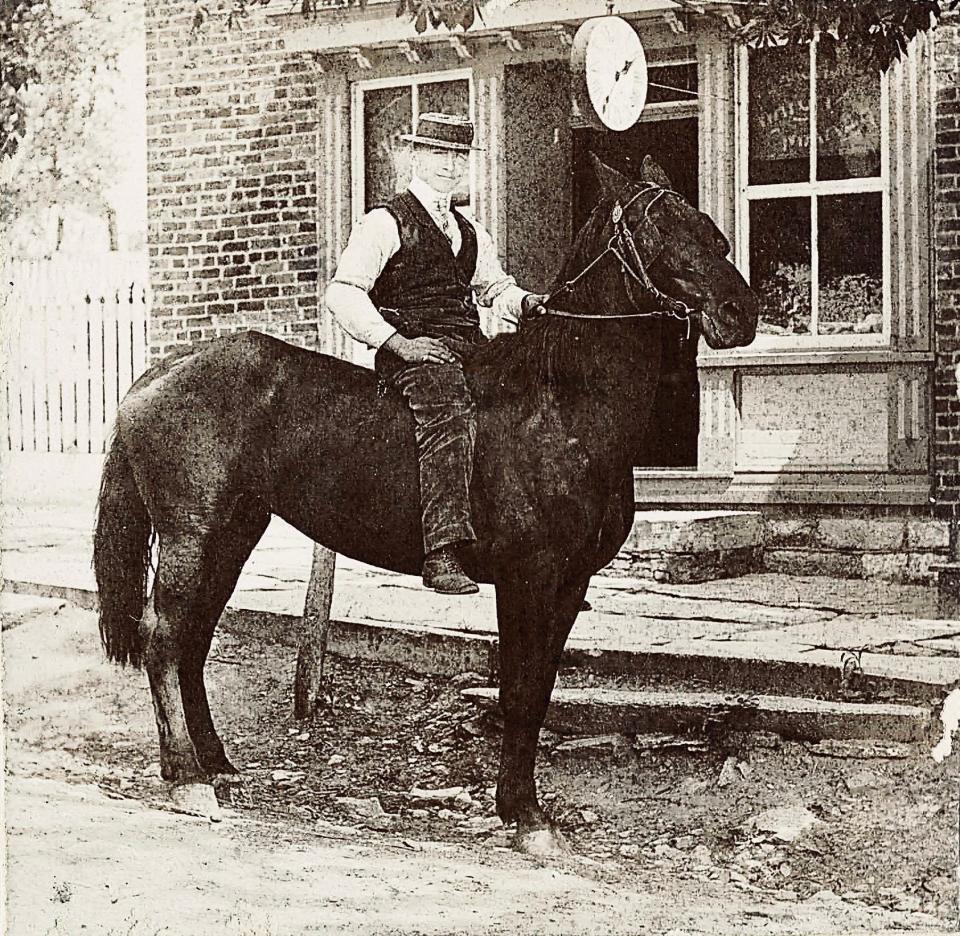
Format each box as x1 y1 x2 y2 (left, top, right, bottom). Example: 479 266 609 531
934 16 960 519
146 2 320 358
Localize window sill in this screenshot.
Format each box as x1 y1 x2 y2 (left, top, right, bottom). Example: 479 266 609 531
633 468 933 506
697 347 934 368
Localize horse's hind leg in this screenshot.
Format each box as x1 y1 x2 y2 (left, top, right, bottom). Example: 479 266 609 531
179 507 270 775
143 531 211 785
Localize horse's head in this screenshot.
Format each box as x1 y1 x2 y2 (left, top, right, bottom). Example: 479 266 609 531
581 154 758 350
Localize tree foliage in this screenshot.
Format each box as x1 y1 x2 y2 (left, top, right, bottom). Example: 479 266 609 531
394 0 482 33
736 0 960 69
1 1 44 162
191 0 272 33
1 0 140 246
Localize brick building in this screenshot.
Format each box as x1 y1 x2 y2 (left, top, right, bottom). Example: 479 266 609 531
145 0 960 582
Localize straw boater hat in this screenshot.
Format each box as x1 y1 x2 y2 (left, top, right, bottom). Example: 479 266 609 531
400 112 483 151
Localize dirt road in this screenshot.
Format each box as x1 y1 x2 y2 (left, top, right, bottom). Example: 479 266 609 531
3 602 955 934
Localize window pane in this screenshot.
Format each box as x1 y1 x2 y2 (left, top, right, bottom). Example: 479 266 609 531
647 62 697 105
748 45 810 185
750 198 812 335
417 79 470 119
816 49 881 181
363 85 413 210
818 193 883 334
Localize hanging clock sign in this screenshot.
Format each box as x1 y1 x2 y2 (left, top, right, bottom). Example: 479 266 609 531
571 16 649 132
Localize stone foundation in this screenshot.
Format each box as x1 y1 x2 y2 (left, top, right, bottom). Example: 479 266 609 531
604 545 763 583
762 515 949 585
606 510 764 583
610 510 949 585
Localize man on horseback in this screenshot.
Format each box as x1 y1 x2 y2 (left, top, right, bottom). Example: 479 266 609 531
325 112 546 595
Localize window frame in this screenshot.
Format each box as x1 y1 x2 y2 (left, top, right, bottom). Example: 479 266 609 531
735 39 892 350
350 69 477 225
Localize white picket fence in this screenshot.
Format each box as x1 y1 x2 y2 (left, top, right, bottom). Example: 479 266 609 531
2 255 149 454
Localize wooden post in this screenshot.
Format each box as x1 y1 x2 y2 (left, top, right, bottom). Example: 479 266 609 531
294 544 337 719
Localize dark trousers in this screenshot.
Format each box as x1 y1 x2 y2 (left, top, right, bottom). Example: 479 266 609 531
388 360 477 555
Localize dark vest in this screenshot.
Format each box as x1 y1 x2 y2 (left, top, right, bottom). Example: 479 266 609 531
370 190 481 343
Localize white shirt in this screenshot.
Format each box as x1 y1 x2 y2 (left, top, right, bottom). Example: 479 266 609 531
325 176 529 350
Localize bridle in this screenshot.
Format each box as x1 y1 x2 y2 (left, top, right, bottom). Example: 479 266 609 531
539 183 699 340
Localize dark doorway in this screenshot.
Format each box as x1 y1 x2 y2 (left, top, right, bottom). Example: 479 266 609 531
572 117 700 468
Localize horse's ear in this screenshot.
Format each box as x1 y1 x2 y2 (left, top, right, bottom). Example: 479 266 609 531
590 153 632 199
640 155 673 189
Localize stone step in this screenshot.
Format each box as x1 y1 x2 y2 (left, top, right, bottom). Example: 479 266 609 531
461 686 935 745
561 639 958 706
611 509 763 583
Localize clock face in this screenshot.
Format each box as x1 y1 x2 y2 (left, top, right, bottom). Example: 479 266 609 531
572 17 648 132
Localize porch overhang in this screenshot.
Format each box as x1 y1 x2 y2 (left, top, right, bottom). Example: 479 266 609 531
278 0 734 55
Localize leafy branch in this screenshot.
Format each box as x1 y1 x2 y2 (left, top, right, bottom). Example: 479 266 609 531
394 0 481 33
190 0 272 34
736 1 960 69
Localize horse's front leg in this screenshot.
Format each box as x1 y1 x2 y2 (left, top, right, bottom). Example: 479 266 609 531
494 572 589 856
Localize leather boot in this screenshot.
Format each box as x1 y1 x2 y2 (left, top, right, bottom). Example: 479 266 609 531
422 546 479 595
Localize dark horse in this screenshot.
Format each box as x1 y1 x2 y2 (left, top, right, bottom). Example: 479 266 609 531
94 156 758 853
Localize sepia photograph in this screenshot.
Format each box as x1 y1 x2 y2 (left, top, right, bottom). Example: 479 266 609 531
2 0 959 932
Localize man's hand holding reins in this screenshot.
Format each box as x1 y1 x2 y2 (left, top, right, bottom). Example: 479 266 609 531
520 293 549 320
384 334 460 366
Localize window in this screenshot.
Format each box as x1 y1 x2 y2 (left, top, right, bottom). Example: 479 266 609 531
352 72 474 218
646 60 698 107
740 41 889 344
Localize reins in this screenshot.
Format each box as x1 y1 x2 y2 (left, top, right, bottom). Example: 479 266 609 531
540 306 696 340
538 183 698 340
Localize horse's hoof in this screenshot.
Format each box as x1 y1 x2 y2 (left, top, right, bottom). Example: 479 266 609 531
212 770 243 785
201 755 239 775
513 826 571 858
169 782 222 822
193 746 238 776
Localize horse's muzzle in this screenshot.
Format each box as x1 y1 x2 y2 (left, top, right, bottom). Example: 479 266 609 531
700 299 759 350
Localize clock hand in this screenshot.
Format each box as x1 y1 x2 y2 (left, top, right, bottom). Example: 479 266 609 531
601 61 634 113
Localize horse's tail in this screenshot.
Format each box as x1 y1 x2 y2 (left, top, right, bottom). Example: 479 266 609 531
94 431 153 669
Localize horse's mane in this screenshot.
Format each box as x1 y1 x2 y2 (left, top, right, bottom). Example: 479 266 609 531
469 198 620 402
